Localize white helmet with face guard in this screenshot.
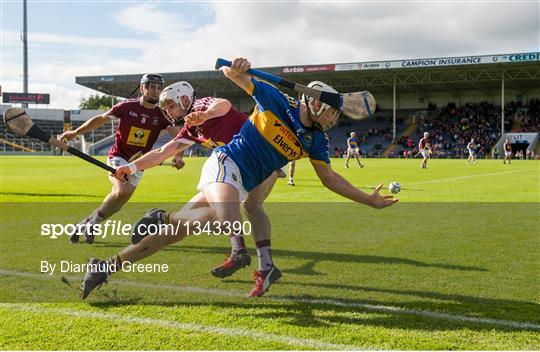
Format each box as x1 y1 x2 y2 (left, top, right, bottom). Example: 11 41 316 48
302 81 341 131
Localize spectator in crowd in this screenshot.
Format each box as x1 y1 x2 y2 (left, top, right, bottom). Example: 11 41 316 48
492 146 499 159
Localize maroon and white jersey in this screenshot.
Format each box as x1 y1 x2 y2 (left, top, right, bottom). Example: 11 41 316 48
175 97 248 148
419 137 430 150
107 99 170 160
504 142 512 151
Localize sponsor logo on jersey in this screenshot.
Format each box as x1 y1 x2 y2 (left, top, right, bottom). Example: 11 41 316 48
201 138 224 149
127 126 151 147
129 111 138 118
250 111 306 161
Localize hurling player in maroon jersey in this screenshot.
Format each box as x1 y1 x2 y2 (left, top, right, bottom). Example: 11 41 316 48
59 74 181 244
418 132 432 169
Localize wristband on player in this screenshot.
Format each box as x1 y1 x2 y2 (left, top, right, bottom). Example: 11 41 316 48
127 162 138 175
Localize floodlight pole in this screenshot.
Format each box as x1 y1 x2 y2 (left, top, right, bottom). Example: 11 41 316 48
501 71 505 137
22 0 29 108
392 77 396 142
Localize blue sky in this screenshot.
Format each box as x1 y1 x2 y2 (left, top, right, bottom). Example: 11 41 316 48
2 1 539 109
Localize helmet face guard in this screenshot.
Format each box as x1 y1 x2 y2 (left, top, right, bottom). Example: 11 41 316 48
302 81 340 131
159 99 184 125
310 108 341 131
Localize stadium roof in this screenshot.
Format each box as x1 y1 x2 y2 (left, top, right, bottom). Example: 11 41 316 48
76 52 540 101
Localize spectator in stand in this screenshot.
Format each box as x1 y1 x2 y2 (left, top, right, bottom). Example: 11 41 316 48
492 147 499 159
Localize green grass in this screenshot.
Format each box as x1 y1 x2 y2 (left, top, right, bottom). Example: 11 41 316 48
1 156 539 350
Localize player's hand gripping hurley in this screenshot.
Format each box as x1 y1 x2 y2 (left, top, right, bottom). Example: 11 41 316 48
3 108 121 176
215 58 376 120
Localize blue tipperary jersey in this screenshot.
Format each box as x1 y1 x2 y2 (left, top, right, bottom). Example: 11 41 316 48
216 78 330 192
349 137 359 148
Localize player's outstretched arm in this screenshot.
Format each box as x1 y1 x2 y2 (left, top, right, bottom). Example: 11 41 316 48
311 161 398 209
114 139 189 180
222 58 253 93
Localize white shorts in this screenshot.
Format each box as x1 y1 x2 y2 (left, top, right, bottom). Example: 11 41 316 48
197 151 247 201
348 147 360 155
277 165 287 178
468 150 475 156
108 155 143 187
505 151 512 157
421 149 430 158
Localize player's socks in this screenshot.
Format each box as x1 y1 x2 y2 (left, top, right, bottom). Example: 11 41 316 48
77 210 106 244
88 209 106 224
105 254 124 275
255 240 272 271
230 235 246 254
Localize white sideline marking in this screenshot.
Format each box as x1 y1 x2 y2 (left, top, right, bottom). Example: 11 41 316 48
1 268 539 331
0 303 361 350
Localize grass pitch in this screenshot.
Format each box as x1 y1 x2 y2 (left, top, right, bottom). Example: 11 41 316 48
0 156 539 350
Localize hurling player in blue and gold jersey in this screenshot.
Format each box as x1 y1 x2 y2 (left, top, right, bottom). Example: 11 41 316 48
345 131 364 168
202 58 398 296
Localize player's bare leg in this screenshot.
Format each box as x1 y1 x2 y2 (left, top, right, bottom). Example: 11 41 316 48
345 152 351 168
243 172 276 257
71 175 136 244
242 172 282 296
421 156 426 169
355 154 364 168
178 191 211 212
288 161 295 186
122 206 215 262
130 191 211 245
205 183 252 278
